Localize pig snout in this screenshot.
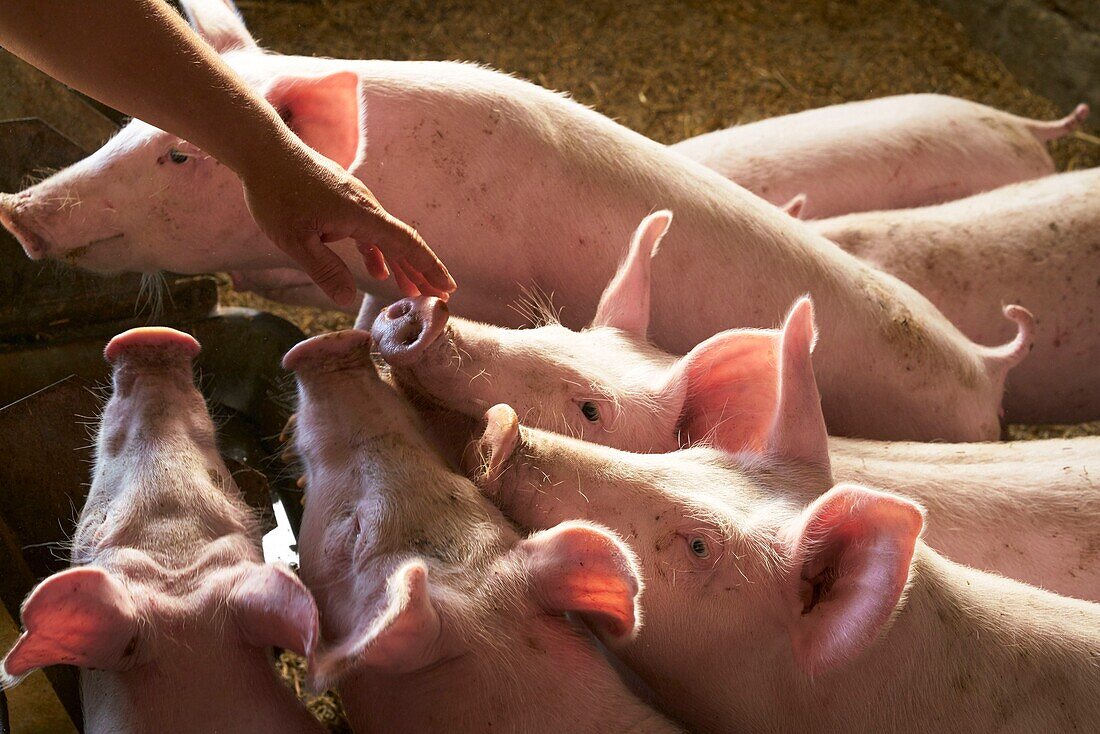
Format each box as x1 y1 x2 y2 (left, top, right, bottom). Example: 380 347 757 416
371 297 449 367
282 329 375 374
104 326 201 365
0 192 50 259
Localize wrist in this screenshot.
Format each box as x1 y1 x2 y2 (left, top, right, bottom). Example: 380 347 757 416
219 100 305 181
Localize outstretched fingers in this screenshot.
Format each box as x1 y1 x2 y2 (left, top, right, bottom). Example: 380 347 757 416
355 212 456 295
290 232 357 307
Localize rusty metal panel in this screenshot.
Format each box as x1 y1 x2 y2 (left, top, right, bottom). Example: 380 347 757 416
0 378 93 731
0 52 118 151
0 118 87 188
0 377 97 580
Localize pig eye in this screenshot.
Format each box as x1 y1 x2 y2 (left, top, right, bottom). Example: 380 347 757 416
579 401 600 423
168 148 189 164
689 537 710 559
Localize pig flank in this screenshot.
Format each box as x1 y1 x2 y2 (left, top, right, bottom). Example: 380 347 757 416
473 421 1100 733
812 167 1100 424
0 0 1033 442
285 331 679 733
669 94 1087 218
1 329 323 734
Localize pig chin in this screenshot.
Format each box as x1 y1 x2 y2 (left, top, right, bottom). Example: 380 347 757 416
58 231 139 273
387 331 490 415
389 361 487 418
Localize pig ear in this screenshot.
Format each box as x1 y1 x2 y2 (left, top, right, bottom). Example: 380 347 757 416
227 564 319 660
462 404 521 484
2 568 140 684
785 484 924 675
517 521 643 643
312 559 442 688
670 297 829 469
769 298 829 466
180 0 258 53
590 211 673 338
263 72 363 170
781 194 807 219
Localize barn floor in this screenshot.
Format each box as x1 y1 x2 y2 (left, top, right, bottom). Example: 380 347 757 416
211 0 1097 730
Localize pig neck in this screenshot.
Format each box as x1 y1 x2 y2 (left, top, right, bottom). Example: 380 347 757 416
765 545 1100 731
79 449 256 573
83 641 322 734
826 441 1100 601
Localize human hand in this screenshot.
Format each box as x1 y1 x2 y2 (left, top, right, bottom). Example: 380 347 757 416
240 142 455 307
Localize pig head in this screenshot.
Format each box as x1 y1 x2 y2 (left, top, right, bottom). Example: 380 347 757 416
376 210 1032 453
0 0 372 281
465 392 923 732
1 327 322 734
283 330 673 733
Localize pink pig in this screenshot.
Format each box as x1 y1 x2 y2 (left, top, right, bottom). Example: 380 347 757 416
809 167 1100 423
0 327 323 734
670 94 1089 218
369 211 1032 444
465 399 1100 732
282 330 680 733
0 0 1033 442
370 232 1097 601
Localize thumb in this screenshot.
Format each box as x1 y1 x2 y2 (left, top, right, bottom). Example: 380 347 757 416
287 232 357 307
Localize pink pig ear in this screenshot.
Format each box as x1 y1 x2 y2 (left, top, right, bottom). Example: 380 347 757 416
670 296 829 469
2 567 140 684
180 0 258 54
462 404 521 484
264 71 363 170
780 194 807 219
785 484 924 675
312 560 442 689
227 564 319 660
518 521 643 643
769 298 829 467
590 211 673 338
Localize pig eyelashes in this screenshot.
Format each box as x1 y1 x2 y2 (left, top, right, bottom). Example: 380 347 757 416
156 146 192 166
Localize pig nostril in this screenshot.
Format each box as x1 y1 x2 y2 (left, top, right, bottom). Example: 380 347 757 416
398 321 423 347
388 301 414 319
